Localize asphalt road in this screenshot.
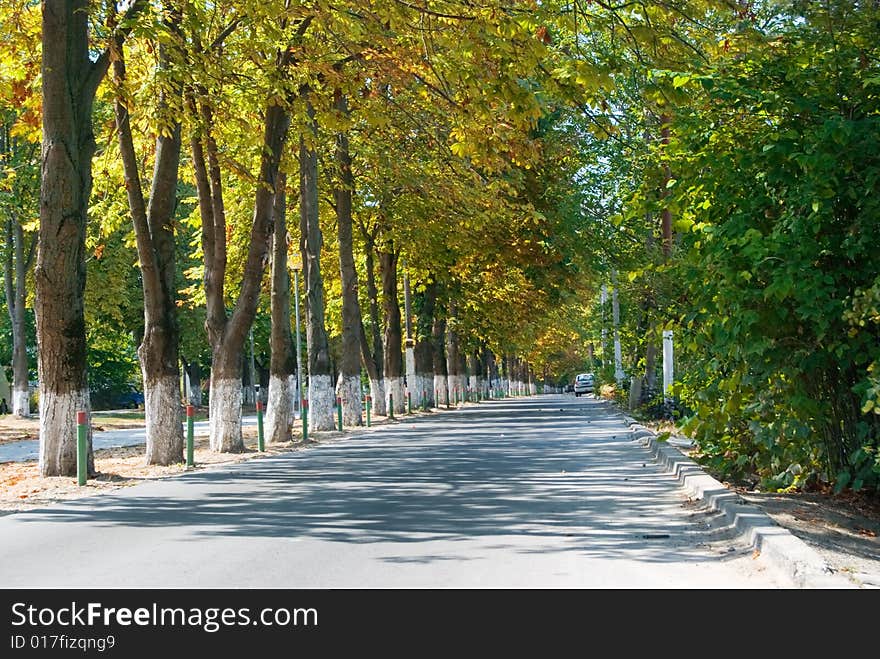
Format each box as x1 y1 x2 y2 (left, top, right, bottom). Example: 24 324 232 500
0 396 796 587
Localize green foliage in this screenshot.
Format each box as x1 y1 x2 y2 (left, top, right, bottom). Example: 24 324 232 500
663 3 880 492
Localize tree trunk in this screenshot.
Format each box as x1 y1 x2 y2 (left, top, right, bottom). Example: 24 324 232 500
190 87 290 451
36 0 100 476
402 264 415 403
431 315 448 407
510 356 517 395
184 359 202 406
470 349 484 398
113 28 183 465
643 341 658 402
242 331 256 406
266 172 295 443
509 356 519 395
445 302 465 403
4 216 34 418
299 102 334 431
413 281 437 407
611 270 624 384
333 93 362 426
486 348 498 396
359 235 386 416
380 246 404 415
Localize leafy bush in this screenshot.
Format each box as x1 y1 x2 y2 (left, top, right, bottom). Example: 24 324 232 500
660 4 880 492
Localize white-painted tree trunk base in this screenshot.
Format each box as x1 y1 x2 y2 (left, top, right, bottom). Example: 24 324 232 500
209 378 244 452
38 389 91 477
386 376 405 415
415 373 433 407
405 348 415 391
144 375 183 465
472 376 483 398
405 375 420 409
337 374 362 426
240 384 252 406
12 388 29 417
433 375 448 407
265 374 294 443
189 385 203 407
529 382 537 395
369 379 386 416
448 374 465 403
309 374 336 432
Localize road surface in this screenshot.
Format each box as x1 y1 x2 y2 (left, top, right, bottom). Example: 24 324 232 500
0 396 795 587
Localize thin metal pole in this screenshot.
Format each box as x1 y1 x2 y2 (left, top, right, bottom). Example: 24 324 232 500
186 405 194 467
302 397 308 442
76 411 88 486
294 268 303 419
257 399 265 451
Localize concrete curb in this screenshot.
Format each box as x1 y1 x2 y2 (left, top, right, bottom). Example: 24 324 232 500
624 416 853 588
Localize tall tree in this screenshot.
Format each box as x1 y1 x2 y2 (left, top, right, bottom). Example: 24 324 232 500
1 115 37 417
3 215 34 418
432 313 449 407
445 300 466 403
413 280 437 407
380 242 404 414
333 92 363 426
299 99 335 431
189 35 293 450
111 4 184 465
265 171 295 443
357 222 386 415
36 0 143 476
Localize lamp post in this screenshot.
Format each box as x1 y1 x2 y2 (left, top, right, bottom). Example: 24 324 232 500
293 265 303 420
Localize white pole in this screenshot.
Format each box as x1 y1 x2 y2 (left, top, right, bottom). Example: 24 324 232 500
294 267 303 420
663 330 674 401
600 284 608 364
403 263 415 396
611 271 624 385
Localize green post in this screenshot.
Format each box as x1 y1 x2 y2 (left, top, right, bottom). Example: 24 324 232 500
186 405 194 467
366 395 372 427
76 410 88 486
302 397 309 442
257 399 265 451
407 390 412 415
389 393 394 419
337 396 343 431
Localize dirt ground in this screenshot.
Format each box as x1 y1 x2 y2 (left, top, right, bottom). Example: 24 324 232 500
2 409 878 588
